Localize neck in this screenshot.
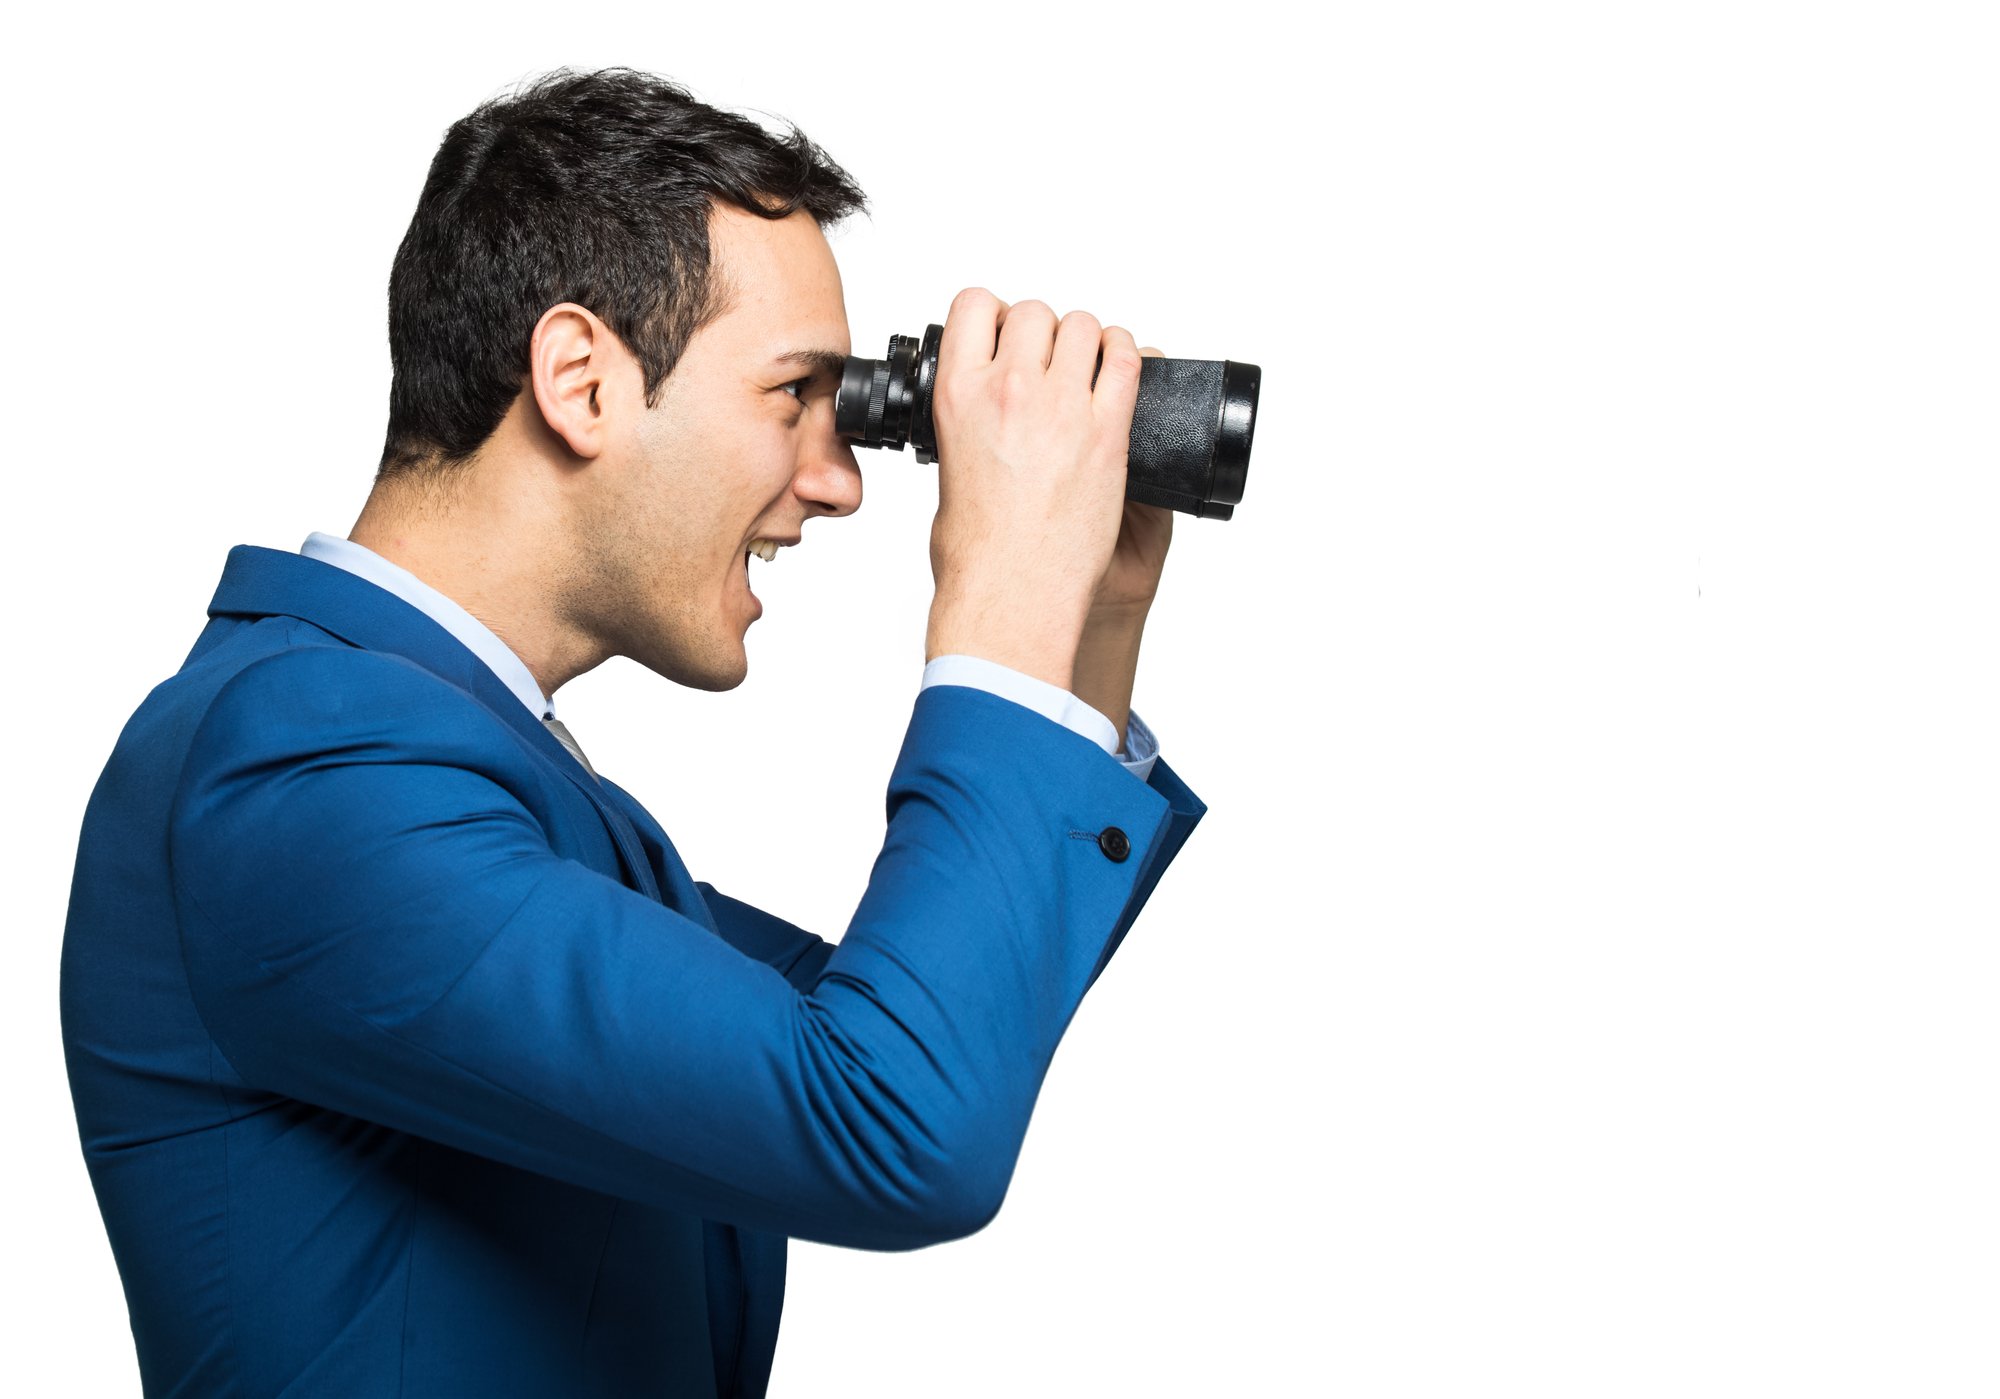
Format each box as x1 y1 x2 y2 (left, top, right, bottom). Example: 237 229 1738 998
347 466 606 699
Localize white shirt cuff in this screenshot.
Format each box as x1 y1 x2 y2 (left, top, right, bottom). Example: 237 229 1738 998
921 653 1159 783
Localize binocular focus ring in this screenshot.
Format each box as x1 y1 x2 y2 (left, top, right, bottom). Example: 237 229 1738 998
864 357 893 448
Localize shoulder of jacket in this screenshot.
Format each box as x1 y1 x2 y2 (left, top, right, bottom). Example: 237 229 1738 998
214 640 478 712
186 642 523 774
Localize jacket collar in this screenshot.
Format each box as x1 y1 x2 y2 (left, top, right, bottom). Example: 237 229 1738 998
298 530 553 720
208 543 559 748
208 544 651 851
206 543 722 923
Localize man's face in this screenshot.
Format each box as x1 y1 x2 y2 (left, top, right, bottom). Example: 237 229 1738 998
574 202 861 691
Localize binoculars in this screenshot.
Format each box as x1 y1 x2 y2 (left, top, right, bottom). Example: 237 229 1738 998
836 323 1260 520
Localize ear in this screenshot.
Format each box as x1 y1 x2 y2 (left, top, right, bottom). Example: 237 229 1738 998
527 302 624 459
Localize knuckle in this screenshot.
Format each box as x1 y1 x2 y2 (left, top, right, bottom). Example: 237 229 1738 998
1061 308 1101 335
1010 298 1054 321
1101 341 1143 376
997 363 1040 405
934 368 978 416
1098 326 1142 376
952 286 1001 314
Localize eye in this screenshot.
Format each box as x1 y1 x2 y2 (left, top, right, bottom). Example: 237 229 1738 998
779 377 810 402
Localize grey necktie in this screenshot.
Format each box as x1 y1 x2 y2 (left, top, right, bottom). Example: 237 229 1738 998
542 714 601 784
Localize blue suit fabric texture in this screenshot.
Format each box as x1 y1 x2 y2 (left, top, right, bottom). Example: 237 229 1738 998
60 544 1207 1397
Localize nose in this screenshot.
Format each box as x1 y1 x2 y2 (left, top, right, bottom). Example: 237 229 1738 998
797 423 863 520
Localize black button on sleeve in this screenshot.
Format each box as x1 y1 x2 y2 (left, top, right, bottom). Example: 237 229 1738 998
1097 826 1131 862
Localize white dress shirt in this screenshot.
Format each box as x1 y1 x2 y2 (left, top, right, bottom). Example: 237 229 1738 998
298 533 1160 782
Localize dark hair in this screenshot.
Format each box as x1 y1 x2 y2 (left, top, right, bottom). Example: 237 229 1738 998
377 67 868 484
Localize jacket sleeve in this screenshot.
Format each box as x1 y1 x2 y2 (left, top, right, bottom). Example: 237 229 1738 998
168 648 1205 1252
1081 746 1207 991
691 728 1203 997
691 882 837 992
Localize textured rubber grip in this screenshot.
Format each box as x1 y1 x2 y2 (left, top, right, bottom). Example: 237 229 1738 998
1127 357 1225 507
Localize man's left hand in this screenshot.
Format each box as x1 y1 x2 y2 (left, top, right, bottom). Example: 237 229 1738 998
1086 346 1175 623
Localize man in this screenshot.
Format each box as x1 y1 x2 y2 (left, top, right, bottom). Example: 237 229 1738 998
61 67 1205 1397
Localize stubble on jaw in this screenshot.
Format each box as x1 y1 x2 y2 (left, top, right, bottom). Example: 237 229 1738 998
555 409 741 691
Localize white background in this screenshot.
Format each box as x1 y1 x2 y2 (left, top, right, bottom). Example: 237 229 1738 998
7 2 1997 1394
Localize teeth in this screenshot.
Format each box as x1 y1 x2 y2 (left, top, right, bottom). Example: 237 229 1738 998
747 539 780 562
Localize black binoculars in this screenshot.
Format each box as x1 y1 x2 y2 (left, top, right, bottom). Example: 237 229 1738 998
836 324 1259 520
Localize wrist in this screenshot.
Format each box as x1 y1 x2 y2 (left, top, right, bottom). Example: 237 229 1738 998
1071 612 1147 754
1079 600 1152 637
927 596 1083 694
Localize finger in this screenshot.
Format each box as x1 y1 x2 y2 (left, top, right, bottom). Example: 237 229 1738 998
1139 345 1164 358
1048 309 1103 387
939 286 1006 375
1092 325 1144 413
994 298 1058 371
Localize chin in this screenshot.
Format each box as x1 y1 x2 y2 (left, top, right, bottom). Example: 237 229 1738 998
654 643 748 693
623 611 750 692
701 660 749 693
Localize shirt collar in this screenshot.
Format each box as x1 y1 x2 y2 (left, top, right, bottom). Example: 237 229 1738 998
298 532 555 721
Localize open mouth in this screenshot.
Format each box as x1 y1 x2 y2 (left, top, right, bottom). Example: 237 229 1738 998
742 538 784 587
740 546 768 611
739 538 790 612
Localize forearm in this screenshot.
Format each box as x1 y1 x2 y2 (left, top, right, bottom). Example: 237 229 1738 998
1070 608 1148 752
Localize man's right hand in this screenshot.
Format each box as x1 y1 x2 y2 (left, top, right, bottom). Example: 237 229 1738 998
923 286 1146 694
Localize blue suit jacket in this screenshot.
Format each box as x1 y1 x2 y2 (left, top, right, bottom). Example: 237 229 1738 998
60 544 1207 1397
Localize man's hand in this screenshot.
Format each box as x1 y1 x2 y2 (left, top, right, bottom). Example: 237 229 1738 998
924 288 1146 694
1085 348 1174 623
1068 348 1172 756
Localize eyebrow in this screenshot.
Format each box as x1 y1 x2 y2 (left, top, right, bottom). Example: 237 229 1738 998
773 348 849 380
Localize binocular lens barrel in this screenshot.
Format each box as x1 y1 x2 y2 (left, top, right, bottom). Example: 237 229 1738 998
836 323 1257 520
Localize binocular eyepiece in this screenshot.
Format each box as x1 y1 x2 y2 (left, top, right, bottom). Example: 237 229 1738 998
836 324 1259 520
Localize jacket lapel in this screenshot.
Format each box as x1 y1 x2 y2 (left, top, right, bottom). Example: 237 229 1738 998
594 779 719 934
